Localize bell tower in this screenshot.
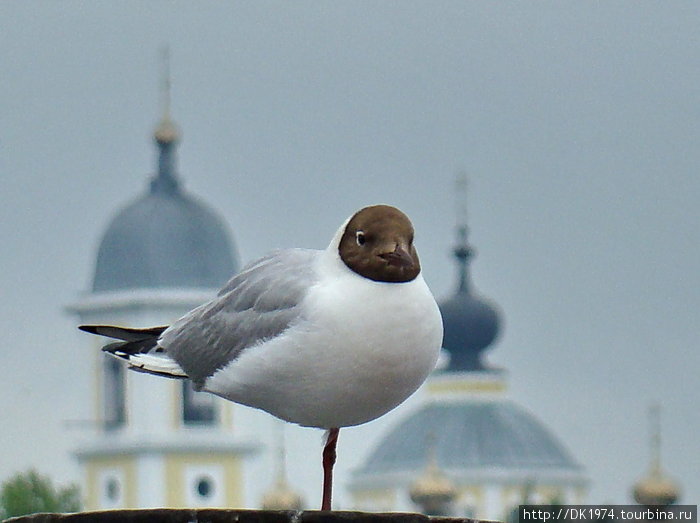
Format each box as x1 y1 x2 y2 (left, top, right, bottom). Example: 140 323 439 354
68 50 256 510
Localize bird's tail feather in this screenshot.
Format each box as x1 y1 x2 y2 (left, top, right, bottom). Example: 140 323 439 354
111 351 188 379
79 324 167 344
80 324 187 379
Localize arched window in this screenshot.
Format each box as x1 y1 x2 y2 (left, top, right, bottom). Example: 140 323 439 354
182 381 217 425
103 357 125 430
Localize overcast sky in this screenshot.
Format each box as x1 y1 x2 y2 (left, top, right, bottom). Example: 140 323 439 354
0 1 698 508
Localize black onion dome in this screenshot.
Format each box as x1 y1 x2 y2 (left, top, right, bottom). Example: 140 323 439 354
440 292 500 371
438 226 501 371
92 123 238 292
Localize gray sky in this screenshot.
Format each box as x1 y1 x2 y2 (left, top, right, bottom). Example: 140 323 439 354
0 1 698 507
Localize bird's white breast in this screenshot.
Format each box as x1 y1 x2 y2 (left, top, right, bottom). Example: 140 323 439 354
205 248 443 429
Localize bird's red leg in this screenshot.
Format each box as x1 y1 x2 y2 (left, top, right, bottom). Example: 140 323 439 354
321 427 340 510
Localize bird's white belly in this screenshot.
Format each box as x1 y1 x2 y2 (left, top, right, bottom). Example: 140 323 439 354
204 273 443 428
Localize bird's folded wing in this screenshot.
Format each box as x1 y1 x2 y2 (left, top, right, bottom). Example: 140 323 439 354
160 248 320 387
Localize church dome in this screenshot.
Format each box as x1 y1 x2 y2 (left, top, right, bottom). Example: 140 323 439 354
438 226 501 371
260 477 305 510
633 473 679 507
409 436 457 515
631 405 681 507
92 120 238 292
355 401 583 476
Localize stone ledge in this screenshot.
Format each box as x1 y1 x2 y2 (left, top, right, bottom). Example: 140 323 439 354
4 509 479 523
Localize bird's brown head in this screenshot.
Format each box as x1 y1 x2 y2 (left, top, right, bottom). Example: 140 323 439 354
338 205 421 283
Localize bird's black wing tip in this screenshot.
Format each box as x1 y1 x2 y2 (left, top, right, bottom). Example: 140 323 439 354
79 325 99 334
101 342 125 354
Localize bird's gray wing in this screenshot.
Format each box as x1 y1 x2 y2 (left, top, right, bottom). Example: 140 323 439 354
160 248 321 388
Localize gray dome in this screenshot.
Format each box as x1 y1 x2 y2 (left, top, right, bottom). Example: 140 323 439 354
439 228 501 371
356 401 582 475
92 132 238 292
440 291 500 371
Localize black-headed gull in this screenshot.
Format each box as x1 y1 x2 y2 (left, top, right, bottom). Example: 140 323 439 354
80 204 443 510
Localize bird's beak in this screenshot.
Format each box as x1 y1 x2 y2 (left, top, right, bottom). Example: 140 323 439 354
379 244 414 268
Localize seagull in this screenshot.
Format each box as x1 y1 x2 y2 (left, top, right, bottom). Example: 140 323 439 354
80 204 443 510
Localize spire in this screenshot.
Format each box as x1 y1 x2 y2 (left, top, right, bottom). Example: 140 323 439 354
453 173 474 293
632 403 680 507
649 403 662 475
160 46 172 122
151 46 181 194
439 172 501 372
409 432 456 516
261 422 304 510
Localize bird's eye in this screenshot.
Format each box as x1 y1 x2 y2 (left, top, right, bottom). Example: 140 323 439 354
356 231 366 246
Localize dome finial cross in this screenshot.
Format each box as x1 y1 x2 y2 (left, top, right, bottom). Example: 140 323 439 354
453 172 473 293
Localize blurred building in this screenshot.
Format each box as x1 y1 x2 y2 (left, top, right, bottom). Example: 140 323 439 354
348 182 588 519
65 59 590 513
67 88 261 509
